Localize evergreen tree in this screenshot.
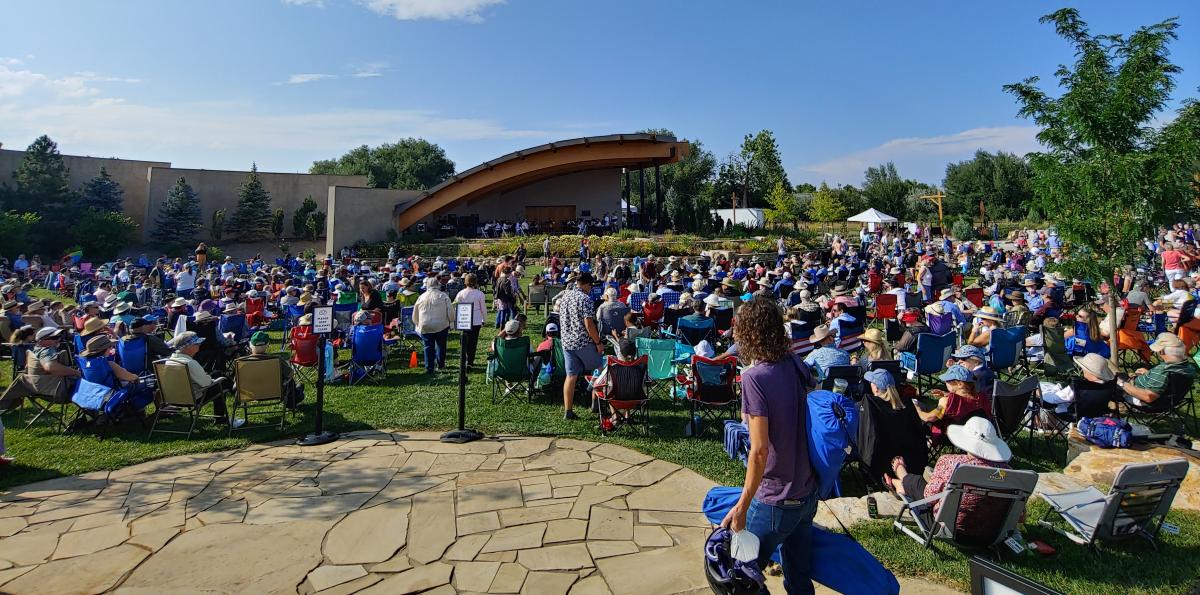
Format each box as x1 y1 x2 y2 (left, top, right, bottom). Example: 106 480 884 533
11 135 75 215
152 177 203 249
226 164 273 240
293 195 319 237
79 167 125 212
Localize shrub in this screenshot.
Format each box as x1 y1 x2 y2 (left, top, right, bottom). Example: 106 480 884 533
951 217 976 240
206 246 225 263
74 209 138 261
0 211 40 257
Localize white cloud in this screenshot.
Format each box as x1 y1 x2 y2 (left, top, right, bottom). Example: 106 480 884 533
0 57 23 66
74 71 143 84
282 73 337 84
282 0 325 6
350 62 386 78
793 126 1041 186
357 0 505 23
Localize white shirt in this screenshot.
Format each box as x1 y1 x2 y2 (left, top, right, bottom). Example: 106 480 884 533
176 270 196 291
455 288 487 327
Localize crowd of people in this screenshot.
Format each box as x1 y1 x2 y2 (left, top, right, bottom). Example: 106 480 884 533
0 220 1197 591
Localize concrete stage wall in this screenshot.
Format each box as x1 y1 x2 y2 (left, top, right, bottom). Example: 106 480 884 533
325 186 422 255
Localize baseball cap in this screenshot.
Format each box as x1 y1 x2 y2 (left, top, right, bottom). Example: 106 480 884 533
950 345 986 361
35 327 63 341
503 320 521 335
939 365 975 384
863 368 895 390
545 322 560 334
250 331 270 346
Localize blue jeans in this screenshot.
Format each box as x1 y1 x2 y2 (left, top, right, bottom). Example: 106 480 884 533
495 302 515 329
420 328 448 372
745 495 817 595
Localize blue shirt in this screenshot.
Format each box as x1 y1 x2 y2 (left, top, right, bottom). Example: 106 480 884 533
938 300 966 326
803 346 851 380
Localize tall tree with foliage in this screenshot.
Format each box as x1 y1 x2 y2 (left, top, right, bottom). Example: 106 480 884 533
152 177 203 249
311 139 455 190
942 151 1033 221
226 164 273 240
74 210 138 261
1004 8 1200 360
730 130 789 209
293 195 320 237
861 162 915 219
79 167 125 213
807 183 847 223
8 135 75 215
764 180 803 231
622 130 717 232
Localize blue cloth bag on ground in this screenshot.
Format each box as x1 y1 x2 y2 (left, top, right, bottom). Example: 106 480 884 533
805 389 859 499
703 486 900 595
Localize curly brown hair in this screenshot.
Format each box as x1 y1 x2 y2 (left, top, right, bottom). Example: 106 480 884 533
733 296 790 364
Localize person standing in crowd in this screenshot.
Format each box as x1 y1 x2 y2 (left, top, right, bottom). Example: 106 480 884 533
194 243 208 271
722 296 817 594
455 273 486 369
412 277 453 374
494 269 518 329
556 272 603 420
543 236 552 267
176 263 196 299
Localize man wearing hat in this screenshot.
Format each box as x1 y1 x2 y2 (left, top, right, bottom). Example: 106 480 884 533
1119 332 1196 406
935 286 967 327
1 327 81 409
130 317 173 360
237 331 302 410
803 324 850 381
166 331 238 427
947 345 994 401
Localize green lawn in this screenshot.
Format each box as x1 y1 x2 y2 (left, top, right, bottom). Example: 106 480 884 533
3 283 1199 594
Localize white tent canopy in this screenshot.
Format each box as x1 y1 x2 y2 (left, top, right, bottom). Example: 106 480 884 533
846 208 898 224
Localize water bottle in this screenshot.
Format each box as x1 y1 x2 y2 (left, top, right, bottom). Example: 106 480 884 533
833 378 848 395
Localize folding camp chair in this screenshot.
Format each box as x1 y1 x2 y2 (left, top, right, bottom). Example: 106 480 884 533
789 321 815 356
1038 459 1189 551
838 322 865 354
1040 321 1073 378
149 360 224 439
821 364 864 399
14 345 73 431
927 312 956 337
628 291 649 313
245 297 270 329
711 307 734 334
117 336 151 378
635 337 676 401
990 376 1039 442
964 287 984 309
526 284 549 314
1003 309 1031 329
592 355 651 434
488 336 534 403
642 300 665 330
894 465 1039 551
987 326 1027 380
680 355 739 436
885 318 904 343
231 356 289 434
1117 307 1152 369
346 324 387 384
398 306 421 352
1125 373 1197 435
289 326 321 384
871 293 898 325
899 332 956 396
677 317 716 347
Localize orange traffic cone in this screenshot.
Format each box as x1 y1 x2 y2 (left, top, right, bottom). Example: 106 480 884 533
409 351 419 368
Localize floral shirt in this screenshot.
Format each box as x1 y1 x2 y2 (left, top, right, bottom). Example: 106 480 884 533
556 289 595 351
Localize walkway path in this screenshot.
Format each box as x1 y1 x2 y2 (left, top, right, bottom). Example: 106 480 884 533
0 431 961 594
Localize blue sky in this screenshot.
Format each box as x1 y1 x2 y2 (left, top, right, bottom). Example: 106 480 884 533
2 0 1198 186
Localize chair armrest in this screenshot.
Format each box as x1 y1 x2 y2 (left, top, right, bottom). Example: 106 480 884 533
904 489 950 510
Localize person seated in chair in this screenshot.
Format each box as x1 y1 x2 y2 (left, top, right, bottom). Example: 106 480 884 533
1119 333 1197 407
1041 353 1118 416
886 417 1013 541
946 345 994 401
894 308 929 355
129 317 172 360
166 331 241 428
0 327 82 409
919 365 991 444
803 324 849 381
80 335 139 385
591 339 647 426
239 331 302 410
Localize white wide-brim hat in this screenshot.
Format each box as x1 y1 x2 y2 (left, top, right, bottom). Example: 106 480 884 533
947 417 1012 463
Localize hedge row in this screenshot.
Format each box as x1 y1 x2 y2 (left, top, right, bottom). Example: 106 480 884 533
356 232 817 260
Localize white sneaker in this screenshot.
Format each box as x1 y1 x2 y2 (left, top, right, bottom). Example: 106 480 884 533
231 418 246 429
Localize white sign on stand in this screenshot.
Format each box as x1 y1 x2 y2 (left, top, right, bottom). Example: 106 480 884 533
455 303 474 331
312 305 334 334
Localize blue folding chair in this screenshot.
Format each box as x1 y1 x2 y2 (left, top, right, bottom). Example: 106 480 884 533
899 332 956 396
346 324 387 384
677 316 716 347
117 336 151 378
987 326 1027 379
789 322 815 356
628 291 649 313
661 290 681 310
219 313 249 343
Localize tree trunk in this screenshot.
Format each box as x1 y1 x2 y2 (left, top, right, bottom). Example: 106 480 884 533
1108 287 1120 367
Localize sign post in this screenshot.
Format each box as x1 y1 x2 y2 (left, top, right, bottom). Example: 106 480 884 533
298 305 338 446
441 302 482 444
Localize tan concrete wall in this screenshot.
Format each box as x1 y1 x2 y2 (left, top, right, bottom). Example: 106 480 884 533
435 168 621 223
143 167 369 242
325 186 421 255
0 148 170 224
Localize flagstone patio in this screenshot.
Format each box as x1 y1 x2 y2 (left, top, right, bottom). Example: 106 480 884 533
0 431 726 595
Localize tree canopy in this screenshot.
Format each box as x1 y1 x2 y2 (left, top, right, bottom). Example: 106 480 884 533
152 177 203 249
226 164 274 240
943 151 1033 221
311 139 456 190
1004 8 1200 280
79 167 125 213
622 128 718 233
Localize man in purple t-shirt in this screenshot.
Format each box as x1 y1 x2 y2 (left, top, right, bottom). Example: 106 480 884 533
721 296 817 594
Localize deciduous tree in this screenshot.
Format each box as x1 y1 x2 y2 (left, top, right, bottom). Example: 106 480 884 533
311 139 455 190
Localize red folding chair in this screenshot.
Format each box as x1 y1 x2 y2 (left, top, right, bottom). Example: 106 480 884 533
289 326 320 382
952 273 964 287
678 355 739 437
592 355 651 434
871 293 898 323
965 287 984 308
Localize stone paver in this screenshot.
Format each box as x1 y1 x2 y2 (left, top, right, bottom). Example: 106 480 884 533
0 435 722 594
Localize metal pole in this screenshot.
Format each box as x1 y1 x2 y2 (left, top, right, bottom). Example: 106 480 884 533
638 169 646 232
623 168 631 230
441 324 482 443
297 333 338 446
654 162 663 233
